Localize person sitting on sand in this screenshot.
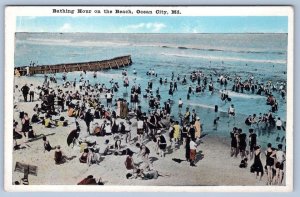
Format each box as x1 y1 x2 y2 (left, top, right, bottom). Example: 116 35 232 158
96 120 106 137
114 135 122 150
98 139 114 156
136 143 151 167
239 158 248 168
44 114 56 128
79 148 90 163
43 136 55 152
54 145 66 164
105 122 112 136
27 126 36 139
77 175 97 185
91 122 101 136
124 151 137 172
87 148 101 166
13 121 26 150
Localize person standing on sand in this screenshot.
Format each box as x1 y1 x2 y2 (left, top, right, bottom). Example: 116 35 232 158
194 117 201 140
189 138 197 166
238 129 247 159
265 143 276 185
188 123 196 141
274 144 285 185
185 135 191 162
29 84 35 102
230 127 238 157
21 113 30 138
137 118 144 144
248 129 257 160
156 130 167 157
250 146 264 180
173 121 181 148
125 120 132 143
21 84 30 102
84 109 94 134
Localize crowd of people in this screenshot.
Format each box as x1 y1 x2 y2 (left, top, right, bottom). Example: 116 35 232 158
13 64 287 185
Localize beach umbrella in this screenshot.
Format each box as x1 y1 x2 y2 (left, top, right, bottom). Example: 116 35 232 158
67 129 79 146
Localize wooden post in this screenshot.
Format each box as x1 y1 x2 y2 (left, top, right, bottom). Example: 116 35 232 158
115 60 119 69
120 59 125 67
63 65 67 72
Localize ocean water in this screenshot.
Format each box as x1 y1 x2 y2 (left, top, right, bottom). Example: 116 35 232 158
14 33 288 145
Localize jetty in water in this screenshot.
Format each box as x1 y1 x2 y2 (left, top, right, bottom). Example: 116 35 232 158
15 55 132 76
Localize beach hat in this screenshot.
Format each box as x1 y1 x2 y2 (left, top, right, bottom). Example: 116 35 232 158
105 139 110 144
157 130 161 134
196 117 200 120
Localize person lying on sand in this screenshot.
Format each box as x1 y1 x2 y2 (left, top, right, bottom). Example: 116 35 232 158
126 168 170 180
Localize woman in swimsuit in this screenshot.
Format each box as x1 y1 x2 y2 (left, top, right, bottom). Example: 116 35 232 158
250 146 264 180
21 113 30 137
230 127 238 157
265 143 276 185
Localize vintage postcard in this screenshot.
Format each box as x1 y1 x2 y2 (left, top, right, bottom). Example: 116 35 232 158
4 6 293 192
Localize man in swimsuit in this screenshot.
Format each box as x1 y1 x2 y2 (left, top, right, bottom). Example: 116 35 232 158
275 144 285 185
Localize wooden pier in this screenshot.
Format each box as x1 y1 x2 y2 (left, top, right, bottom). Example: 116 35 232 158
15 55 132 76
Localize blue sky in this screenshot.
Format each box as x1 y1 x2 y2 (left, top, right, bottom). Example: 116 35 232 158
16 16 288 33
